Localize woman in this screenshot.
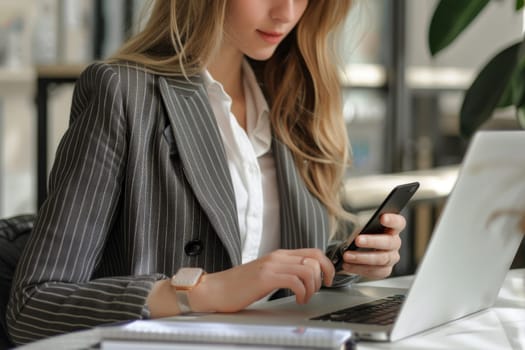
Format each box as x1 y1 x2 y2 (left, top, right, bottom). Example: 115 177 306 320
7 0 405 345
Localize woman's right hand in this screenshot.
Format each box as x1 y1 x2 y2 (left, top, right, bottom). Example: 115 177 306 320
188 248 335 313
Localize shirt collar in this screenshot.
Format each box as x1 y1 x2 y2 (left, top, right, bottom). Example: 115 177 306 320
202 59 271 157
242 60 271 156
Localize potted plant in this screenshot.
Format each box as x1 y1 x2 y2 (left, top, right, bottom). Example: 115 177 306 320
428 0 525 137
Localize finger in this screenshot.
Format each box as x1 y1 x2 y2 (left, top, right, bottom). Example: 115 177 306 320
286 248 327 263
284 266 320 303
270 262 317 302
316 254 336 287
254 257 311 304
302 258 322 291
286 249 335 286
302 252 335 287
271 273 307 304
341 263 394 280
344 250 400 267
266 251 313 267
294 263 317 302
354 233 402 251
265 251 324 298
380 213 406 232
300 257 323 293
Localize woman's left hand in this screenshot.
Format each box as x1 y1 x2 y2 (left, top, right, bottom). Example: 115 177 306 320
340 213 405 279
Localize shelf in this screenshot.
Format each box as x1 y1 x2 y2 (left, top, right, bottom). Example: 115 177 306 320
342 65 475 91
36 64 86 79
407 66 474 91
342 63 387 88
0 64 87 84
343 165 459 211
0 67 35 96
0 67 35 84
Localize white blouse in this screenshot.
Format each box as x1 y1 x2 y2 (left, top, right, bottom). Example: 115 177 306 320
202 60 280 264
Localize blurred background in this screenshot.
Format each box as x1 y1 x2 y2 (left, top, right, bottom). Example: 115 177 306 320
0 0 522 275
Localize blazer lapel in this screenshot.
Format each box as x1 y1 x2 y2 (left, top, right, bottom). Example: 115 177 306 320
158 75 242 266
273 138 329 251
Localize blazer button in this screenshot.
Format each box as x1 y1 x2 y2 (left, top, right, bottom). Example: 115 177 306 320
184 240 203 256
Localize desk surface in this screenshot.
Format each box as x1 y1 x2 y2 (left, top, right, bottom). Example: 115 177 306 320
15 269 525 350
357 269 525 349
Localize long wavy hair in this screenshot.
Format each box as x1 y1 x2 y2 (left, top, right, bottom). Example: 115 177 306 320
111 0 356 232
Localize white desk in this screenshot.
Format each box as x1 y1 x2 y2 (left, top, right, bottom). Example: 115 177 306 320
357 269 525 349
15 269 525 350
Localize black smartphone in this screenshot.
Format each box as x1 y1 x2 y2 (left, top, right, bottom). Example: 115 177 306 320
330 181 420 271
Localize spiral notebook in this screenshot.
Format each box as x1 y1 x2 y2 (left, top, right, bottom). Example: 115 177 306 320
99 320 353 349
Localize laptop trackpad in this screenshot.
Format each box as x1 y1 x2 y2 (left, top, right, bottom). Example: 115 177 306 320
170 285 407 329
246 285 408 319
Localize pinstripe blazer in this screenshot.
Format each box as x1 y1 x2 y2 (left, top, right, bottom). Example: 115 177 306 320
6 62 333 344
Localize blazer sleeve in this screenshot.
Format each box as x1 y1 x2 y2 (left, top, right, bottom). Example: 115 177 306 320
6 63 166 345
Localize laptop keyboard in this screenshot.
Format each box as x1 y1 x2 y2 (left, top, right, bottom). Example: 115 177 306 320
311 294 405 325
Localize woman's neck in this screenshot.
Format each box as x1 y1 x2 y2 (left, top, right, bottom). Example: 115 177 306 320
208 49 244 100
208 49 247 130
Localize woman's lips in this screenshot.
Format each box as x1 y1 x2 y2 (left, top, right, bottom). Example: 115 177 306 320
257 30 284 44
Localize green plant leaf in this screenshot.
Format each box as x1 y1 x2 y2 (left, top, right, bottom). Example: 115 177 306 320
497 81 514 108
429 0 491 56
513 60 525 130
460 42 520 138
517 108 525 128
512 36 525 108
516 0 525 10
499 37 525 108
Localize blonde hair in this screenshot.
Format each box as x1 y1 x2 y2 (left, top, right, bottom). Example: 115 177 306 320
112 0 227 76
111 0 355 231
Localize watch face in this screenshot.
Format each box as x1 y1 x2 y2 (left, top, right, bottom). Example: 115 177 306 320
171 268 204 289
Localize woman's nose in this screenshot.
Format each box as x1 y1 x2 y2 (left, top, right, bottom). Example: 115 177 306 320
270 0 296 23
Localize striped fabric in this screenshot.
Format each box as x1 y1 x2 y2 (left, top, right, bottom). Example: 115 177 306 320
6 62 332 345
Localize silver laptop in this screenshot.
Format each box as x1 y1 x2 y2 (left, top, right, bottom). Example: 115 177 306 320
177 130 525 342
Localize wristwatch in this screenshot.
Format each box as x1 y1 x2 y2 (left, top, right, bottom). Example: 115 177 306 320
171 267 206 313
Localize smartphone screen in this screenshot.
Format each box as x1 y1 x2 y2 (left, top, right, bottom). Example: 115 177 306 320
330 181 420 271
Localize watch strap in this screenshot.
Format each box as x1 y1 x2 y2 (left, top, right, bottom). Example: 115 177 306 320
175 290 192 314
171 268 206 314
